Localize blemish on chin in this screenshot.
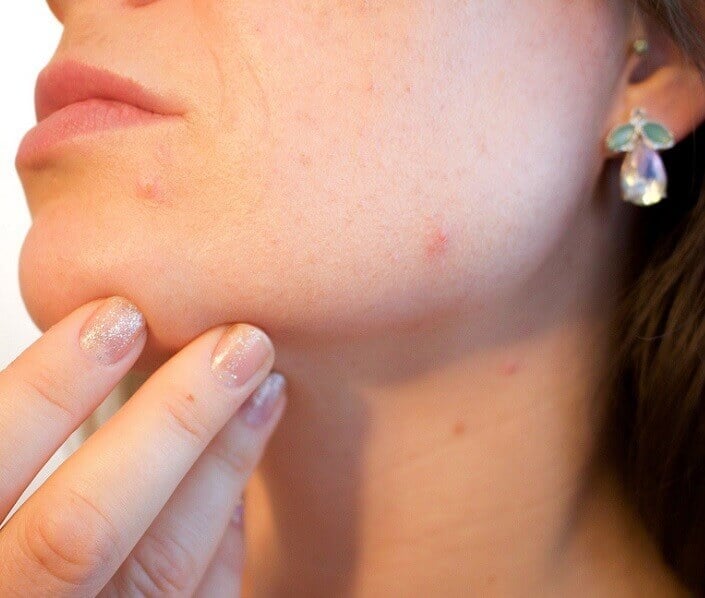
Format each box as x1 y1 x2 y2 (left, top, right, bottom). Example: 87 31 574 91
135 173 168 205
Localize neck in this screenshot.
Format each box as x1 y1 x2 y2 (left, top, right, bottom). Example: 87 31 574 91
236 192 685 596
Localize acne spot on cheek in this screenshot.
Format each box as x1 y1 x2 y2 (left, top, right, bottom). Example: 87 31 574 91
453 420 466 436
424 222 449 261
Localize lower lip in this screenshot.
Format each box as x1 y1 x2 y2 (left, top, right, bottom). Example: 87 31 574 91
16 98 175 167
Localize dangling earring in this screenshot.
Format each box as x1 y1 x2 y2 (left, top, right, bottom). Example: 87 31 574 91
605 108 675 206
605 39 675 206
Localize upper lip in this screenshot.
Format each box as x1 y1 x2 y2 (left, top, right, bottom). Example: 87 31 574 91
34 59 185 122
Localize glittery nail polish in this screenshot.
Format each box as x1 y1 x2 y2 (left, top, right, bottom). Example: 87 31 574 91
78 297 146 365
210 324 274 388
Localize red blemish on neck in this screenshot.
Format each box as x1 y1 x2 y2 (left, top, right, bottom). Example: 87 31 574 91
500 360 520 376
453 420 466 436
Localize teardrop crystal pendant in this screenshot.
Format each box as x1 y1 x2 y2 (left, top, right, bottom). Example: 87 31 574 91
605 108 675 207
620 137 668 206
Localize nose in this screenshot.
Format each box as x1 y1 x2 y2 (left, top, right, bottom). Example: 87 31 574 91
46 0 159 23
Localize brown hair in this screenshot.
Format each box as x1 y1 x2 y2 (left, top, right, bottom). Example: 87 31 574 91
599 1 705 594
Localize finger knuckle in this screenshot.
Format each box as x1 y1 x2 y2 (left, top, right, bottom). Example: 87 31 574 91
117 531 198 595
19 488 120 588
209 438 257 480
214 527 246 577
162 388 214 447
10 366 79 421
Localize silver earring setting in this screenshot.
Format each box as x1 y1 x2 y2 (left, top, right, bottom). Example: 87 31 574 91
606 108 675 206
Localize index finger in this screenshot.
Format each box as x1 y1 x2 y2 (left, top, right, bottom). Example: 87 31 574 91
0 296 147 522
0 320 275 597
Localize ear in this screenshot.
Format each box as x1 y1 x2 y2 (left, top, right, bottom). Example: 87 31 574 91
603 12 705 159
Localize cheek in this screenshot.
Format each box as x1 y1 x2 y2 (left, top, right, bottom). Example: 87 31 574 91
423 216 450 262
133 143 174 205
16 0 629 370
241 1 625 325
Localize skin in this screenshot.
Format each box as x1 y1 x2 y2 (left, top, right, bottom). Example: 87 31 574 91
14 0 705 595
0 297 284 595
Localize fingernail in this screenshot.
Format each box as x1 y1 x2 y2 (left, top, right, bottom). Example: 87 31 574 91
231 496 245 527
210 324 274 388
79 297 146 365
240 371 286 427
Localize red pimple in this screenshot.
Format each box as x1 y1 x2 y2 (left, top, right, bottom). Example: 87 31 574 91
424 224 449 259
135 173 166 203
500 360 520 376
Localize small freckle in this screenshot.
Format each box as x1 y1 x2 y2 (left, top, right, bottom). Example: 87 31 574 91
186 393 196 402
453 420 466 436
299 152 311 167
404 84 411 93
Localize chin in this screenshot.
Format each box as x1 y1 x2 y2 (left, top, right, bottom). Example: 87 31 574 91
16 203 207 376
16 181 463 375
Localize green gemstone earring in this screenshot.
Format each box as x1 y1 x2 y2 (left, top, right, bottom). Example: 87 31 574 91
605 108 675 206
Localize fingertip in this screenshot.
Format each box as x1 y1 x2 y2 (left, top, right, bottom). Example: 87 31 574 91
78 297 147 366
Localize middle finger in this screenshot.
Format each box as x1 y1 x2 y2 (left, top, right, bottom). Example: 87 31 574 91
0 322 275 597
102 372 287 596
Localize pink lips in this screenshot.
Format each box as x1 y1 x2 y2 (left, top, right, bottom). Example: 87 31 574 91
16 60 184 167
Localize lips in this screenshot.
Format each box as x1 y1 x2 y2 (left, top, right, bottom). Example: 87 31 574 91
34 59 184 122
15 59 186 167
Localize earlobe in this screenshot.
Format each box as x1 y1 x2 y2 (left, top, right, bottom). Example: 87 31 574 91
604 9 705 159
601 47 705 207
599 14 705 208
624 64 705 146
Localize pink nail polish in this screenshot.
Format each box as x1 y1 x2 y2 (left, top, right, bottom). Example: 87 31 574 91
231 497 245 527
210 324 274 388
239 372 286 427
78 297 146 365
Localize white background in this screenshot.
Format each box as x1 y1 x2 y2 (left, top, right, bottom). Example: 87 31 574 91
0 3 87 523
0 3 62 368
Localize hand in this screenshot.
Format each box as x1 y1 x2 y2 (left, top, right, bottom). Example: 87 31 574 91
0 296 287 597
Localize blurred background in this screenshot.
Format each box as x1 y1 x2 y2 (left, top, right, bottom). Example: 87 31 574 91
0 3 61 368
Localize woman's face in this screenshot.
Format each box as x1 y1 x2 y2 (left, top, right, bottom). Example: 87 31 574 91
17 1 630 372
